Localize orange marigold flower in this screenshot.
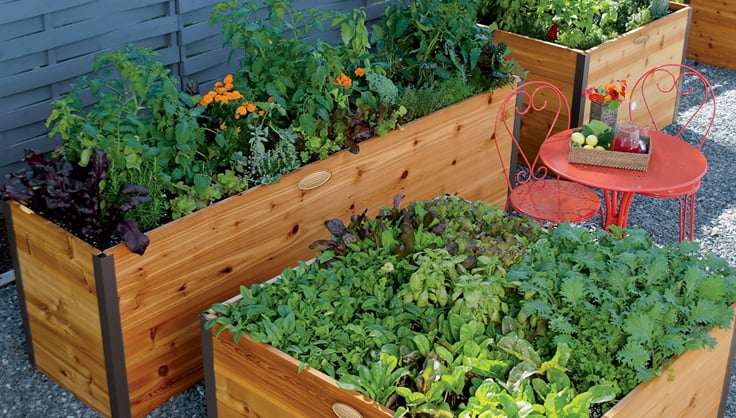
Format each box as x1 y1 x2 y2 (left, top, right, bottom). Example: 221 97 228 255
227 91 243 100
214 81 224 89
220 123 227 130
224 74 234 84
198 95 213 106
354 67 365 77
237 104 248 116
267 97 275 103
246 102 256 113
224 83 234 91
333 72 352 88
258 110 265 116
215 95 228 104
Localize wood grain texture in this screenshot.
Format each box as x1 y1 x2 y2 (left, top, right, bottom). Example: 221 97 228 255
686 0 736 70
210 323 394 418
7 201 111 416
495 2 691 162
8 85 515 418
206 303 736 418
586 2 690 128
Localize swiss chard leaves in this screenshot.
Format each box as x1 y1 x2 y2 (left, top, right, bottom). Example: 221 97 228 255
3 148 151 254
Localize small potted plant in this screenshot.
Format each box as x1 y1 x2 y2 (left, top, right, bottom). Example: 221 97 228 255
583 79 628 127
476 0 692 161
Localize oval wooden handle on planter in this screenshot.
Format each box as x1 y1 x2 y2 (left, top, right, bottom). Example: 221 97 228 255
633 34 649 45
297 169 332 190
332 402 363 418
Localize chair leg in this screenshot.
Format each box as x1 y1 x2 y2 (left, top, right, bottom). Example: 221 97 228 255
677 194 697 242
687 193 696 242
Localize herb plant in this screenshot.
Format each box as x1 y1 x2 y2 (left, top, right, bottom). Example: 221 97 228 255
372 0 523 119
211 0 409 162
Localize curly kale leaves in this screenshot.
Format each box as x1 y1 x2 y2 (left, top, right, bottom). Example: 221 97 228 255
510 223 736 395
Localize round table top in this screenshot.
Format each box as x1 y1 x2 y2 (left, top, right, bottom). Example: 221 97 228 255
539 129 708 193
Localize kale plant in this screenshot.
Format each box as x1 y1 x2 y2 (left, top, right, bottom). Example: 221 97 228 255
509 223 736 398
3 148 151 255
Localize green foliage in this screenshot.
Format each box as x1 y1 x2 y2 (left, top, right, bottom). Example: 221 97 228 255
476 0 675 49
29 0 523 245
45 45 252 222
211 0 408 163
207 196 736 416
372 0 522 95
206 196 621 416
508 223 736 397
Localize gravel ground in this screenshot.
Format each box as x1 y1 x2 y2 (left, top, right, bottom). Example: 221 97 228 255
1 59 735 417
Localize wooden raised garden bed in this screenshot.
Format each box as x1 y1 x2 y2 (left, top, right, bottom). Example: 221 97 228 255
4 85 516 418
493 2 692 161
202 288 736 418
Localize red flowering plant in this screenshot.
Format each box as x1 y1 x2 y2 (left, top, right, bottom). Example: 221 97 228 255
583 79 628 110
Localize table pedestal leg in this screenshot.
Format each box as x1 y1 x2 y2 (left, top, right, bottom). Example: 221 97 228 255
601 190 636 230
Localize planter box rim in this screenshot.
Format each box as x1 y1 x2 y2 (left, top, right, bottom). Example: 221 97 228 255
10 87 512 257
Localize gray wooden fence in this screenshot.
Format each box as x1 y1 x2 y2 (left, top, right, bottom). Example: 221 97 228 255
0 0 390 188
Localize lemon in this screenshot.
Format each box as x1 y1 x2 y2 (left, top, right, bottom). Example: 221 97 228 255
583 144 595 149
595 145 606 150
585 134 599 146
571 132 585 145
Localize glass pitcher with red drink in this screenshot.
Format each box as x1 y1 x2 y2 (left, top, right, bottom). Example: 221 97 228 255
611 122 641 153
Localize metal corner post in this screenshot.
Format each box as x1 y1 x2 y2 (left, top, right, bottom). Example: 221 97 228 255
200 313 219 418
94 253 132 418
570 54 591 127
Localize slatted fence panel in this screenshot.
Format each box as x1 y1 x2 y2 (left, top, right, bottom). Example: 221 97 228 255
0 0 179 183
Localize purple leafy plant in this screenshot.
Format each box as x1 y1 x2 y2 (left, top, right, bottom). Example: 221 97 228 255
3 148 151 255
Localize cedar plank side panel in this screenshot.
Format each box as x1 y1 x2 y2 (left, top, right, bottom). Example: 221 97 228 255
6 202 111 416
603 305 736 418
107 89 514 416
211 327 394 418
686 0 736 70
585 2 691 128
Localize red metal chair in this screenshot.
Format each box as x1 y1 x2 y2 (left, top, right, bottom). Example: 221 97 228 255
492 81 601 225
627 63 717 241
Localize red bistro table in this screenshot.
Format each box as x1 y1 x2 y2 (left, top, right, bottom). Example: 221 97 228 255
538 128 708 229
